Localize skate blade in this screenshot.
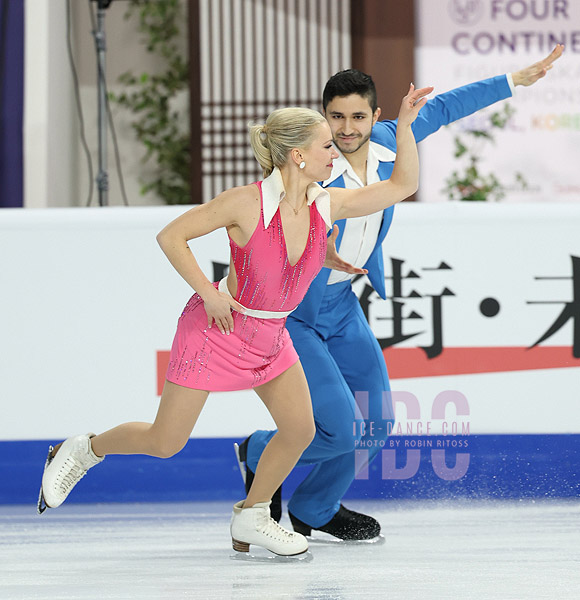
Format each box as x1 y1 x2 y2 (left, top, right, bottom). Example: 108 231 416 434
233 442 246 484
230 548 313 563
37 445 54 515
305 533 385 546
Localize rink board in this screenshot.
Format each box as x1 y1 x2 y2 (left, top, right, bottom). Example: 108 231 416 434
1 206 579 503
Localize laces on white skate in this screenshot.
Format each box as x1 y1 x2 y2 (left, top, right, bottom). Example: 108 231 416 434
57 458 89 496
255 512 299 543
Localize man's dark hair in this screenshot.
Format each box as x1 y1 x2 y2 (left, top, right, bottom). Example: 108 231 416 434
322 69 378 113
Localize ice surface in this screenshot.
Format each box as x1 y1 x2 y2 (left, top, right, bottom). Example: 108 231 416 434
1 499 579 599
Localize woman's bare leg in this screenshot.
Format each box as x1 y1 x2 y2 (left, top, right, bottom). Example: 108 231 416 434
244 361 315 507
87 381 208 459
40 382 208 512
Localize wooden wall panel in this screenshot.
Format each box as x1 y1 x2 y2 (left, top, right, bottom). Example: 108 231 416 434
190 0 351 203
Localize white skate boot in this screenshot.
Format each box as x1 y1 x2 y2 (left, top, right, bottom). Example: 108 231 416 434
230 500 309 558
37 433 104 513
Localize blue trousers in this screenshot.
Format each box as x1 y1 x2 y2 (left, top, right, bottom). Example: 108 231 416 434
247 281 394 527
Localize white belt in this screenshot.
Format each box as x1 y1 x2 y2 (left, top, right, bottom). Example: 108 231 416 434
218 277 295 319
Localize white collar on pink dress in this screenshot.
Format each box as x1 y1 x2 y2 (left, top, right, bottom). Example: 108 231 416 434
261 167 332 230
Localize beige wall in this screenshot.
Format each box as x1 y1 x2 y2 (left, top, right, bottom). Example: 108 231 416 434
25 0 188 208
24 0 76 208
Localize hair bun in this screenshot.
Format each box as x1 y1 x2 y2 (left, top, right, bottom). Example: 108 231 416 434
249 107 325 179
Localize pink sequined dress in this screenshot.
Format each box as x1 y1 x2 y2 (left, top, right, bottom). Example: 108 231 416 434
166 180 328 391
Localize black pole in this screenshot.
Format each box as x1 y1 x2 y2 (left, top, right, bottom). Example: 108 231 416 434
90 0 114 205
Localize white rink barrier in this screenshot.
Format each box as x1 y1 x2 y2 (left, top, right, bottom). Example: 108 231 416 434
1 203 579 443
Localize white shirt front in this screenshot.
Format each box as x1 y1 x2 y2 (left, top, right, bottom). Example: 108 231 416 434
323 142 396 285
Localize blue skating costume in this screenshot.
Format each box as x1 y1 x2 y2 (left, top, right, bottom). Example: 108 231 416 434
247 75 513 527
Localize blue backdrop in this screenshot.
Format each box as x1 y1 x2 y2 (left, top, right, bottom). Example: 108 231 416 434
0 0 24 208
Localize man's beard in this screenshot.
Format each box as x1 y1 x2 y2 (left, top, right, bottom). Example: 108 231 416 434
335 131 371 154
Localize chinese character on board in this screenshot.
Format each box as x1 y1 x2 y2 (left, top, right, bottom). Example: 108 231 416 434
528 255 580 358
357 258 456 359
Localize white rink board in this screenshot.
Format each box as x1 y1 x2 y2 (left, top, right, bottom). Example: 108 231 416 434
1 204 579 440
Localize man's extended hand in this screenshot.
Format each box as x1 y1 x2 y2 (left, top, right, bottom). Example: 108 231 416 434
323 225 368 275
512 44 564 87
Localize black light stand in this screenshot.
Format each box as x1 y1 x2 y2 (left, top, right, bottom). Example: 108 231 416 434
91 0 113 206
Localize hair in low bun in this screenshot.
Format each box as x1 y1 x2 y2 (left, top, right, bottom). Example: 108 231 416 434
249 107 326 178
249 124 274 178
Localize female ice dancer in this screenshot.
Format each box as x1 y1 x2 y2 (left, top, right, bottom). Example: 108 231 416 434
38 84 432 557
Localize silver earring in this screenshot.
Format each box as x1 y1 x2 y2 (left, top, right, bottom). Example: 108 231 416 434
299 161 305 169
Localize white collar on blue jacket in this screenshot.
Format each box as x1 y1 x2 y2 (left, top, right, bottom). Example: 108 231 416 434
322 141 397 187
261 167 332 229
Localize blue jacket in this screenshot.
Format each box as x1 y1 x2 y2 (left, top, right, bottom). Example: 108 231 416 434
291 75 513 326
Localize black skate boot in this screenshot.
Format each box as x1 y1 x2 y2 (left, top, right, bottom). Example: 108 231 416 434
234 436 282 523
289 505 381 541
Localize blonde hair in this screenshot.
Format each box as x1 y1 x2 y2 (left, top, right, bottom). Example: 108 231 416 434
249 107 326 178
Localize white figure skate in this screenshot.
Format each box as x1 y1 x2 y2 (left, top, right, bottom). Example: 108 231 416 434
230 500 311 560
37 433 104 514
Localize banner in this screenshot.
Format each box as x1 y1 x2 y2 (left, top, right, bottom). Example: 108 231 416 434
1 206 579 503
415 0 580 202
1 205 579 441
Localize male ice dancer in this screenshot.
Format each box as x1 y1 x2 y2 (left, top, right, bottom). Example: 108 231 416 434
237 46 563 540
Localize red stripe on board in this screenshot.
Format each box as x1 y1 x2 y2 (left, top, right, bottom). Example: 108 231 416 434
157 351 170 395
384 346 580 379
156 347 580 394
